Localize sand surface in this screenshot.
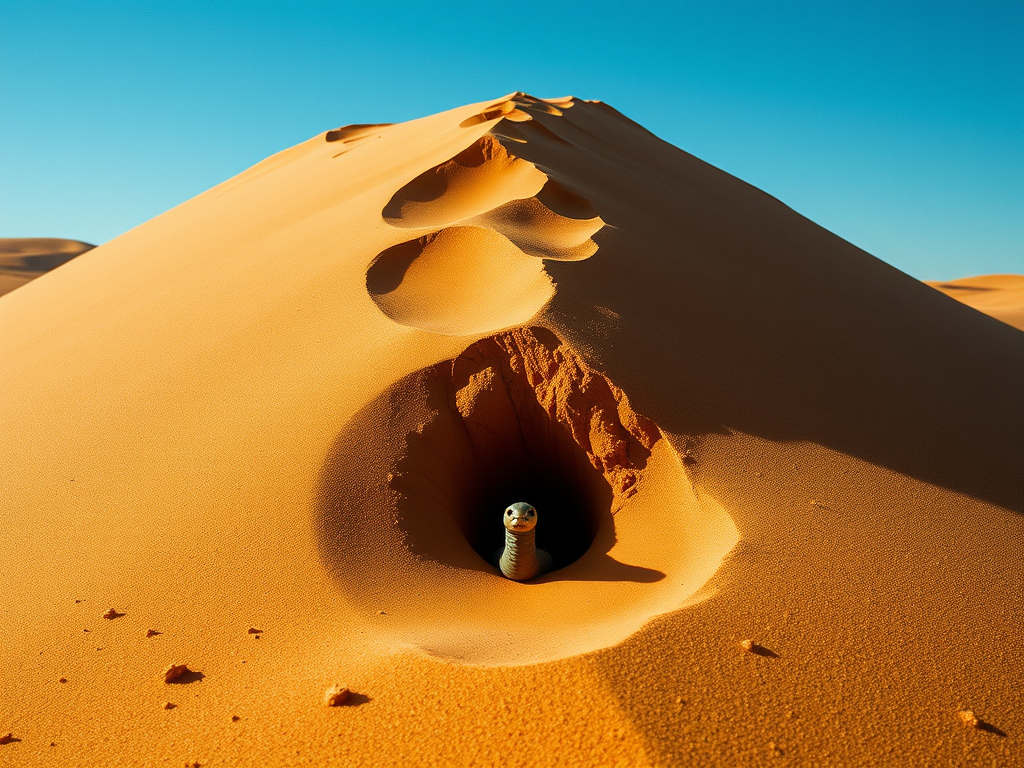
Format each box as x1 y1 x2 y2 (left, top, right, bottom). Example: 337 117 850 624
927 274 1024 331
1 94 1021 766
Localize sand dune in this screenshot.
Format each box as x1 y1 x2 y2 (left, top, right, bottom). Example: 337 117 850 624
927 274 1024 331
0 238 95 297
1 93 1021 766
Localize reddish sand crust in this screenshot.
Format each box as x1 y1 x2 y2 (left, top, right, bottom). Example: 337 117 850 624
1 94 1021 766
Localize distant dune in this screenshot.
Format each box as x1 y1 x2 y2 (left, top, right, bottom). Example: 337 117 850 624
1 94 1020 766
0 238 95 297
927 274 1024 331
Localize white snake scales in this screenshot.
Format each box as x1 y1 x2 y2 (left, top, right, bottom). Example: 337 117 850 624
497 502 553 581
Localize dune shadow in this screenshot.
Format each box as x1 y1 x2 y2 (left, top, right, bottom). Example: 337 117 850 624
543 552 665 584
492 100 1024 513
536 509 665 584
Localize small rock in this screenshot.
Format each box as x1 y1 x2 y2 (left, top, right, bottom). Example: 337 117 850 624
247 628 262 635
958 710 979 729
231 715 240 722
324 686 351 707
163 664 193 683
0 733 15 745
146 629 161 638
102 608 125 620
59 678 68 684
739 639 755 652
164 702 176 710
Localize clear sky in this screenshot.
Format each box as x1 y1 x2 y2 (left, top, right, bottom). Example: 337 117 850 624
1 0 1021 280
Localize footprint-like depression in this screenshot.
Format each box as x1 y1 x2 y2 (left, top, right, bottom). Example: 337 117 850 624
318 114 737 665
367 132 604 336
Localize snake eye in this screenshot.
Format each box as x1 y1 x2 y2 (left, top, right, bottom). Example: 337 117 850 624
527 510 535 517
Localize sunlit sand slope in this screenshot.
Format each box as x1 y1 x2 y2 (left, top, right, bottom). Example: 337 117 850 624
1 93 1021 766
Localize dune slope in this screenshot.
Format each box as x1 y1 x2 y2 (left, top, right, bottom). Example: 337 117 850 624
1 94 1021 766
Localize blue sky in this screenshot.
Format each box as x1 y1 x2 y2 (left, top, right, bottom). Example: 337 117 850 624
1 0 1021 280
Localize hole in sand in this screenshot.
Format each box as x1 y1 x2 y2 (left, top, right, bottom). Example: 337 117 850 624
315 328 739 666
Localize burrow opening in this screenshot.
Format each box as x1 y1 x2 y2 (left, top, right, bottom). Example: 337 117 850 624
456 424 609 571
392 326 660 577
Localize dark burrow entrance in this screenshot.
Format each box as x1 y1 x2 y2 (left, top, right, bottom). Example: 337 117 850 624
459 439 606 571
387 326 661 577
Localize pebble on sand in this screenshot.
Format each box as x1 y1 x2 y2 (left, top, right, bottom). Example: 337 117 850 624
164 702 176 710
59 678 68 684
146 629 161 637
231 715 241 722
324 686 351 707
163 664 193 683
0 733 15 745
957 710 980 729
246 628 263 634
102 608 125 620
739 639 755 652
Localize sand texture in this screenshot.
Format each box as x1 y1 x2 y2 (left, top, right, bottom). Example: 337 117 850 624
0 238 95 297
927 274 1024 331
1 93 1022 766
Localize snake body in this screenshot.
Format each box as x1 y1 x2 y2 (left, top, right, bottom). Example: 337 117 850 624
497 502 552 581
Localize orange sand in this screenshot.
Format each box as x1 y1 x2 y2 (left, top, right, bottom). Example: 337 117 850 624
1 94 1021 766
927 274 1024 331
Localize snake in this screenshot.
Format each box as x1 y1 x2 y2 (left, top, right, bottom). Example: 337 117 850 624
497 502 553 581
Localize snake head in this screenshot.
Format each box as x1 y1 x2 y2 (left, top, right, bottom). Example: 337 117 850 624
504 502 538 532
